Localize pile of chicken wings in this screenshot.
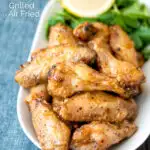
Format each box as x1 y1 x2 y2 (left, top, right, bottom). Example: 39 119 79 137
15 22 145 150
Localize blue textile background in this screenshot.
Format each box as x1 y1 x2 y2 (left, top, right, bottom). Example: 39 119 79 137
0 0 47 149
0 0 149 149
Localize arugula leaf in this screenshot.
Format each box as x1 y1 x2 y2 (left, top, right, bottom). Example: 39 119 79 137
116 0 137 8
113 14 132 32
45 21 50 40
122 3 149 19
136 26 150 43
130 33 143 49
97 11 116 24
123 16 140 29
48 16 65 26
142 46 150 60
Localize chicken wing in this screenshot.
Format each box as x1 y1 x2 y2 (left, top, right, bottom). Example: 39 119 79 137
73 22 98 41
15 22 143 150
26 84 71 150
73 22 109 42
48 62 133 98
52 91 137 122
70 121 137 150
89 38 144 88
110 25 139 67
15 45 96 88
31 24 78 60
74 22 145 89
49 23 78 47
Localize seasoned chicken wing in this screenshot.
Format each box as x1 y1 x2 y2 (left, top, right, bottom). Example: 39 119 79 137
15 45 96 88
25 84 49 104
52 91 137 122
15 22 142 150
110 25 139 67
31 24 78 60
89 38 145 88
74 22 145 89
48 62 133 98
73 22 109 42
73 22 98 41
49 23 78 47
26 84 71 150
71 121 137 150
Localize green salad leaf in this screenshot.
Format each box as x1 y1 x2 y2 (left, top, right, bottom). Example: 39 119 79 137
122 3 149 19
136 26 150 42
45 0 150 60
142 46 150 60
116 0 136 8
130 32 143 49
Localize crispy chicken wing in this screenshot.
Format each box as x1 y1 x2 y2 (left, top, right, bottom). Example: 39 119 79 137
74 22 145 89
89 38 144 88
52 91 137 122
49 23 78 47
26 84 71 150
73 22 109 42
15 23 142 150
110 25 139 67
15 45 96 88
48 62 133 98
73 22 98 41
71 121 137 150
31 24 78 60
25 84 49 104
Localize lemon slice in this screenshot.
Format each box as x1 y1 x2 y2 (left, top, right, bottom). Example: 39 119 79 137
61 0 115 18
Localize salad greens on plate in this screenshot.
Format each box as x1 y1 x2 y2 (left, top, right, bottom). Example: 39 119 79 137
46 0 150 60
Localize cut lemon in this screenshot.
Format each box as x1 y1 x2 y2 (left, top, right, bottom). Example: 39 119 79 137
61 0 115 18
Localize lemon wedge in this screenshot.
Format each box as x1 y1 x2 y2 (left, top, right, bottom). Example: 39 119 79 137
61 0 115 18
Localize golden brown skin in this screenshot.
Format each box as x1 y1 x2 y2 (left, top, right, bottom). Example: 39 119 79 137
48 62 132 98
25 84 49 104
31 48 46 61
71 121 137 150
49 23 78 47
110 25 139 67
15 45 96 88
31 24 78 60
73 22 98 41
74 22 145 90
52 91 137 122
31 23 86 60
26 84 71 150
90 38 144 88
73 22 109 42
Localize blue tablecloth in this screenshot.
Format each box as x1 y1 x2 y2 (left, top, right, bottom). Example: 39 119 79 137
0 0 149 149
0 0 47 149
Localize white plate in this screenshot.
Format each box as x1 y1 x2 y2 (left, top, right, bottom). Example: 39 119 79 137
17 0 150 149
